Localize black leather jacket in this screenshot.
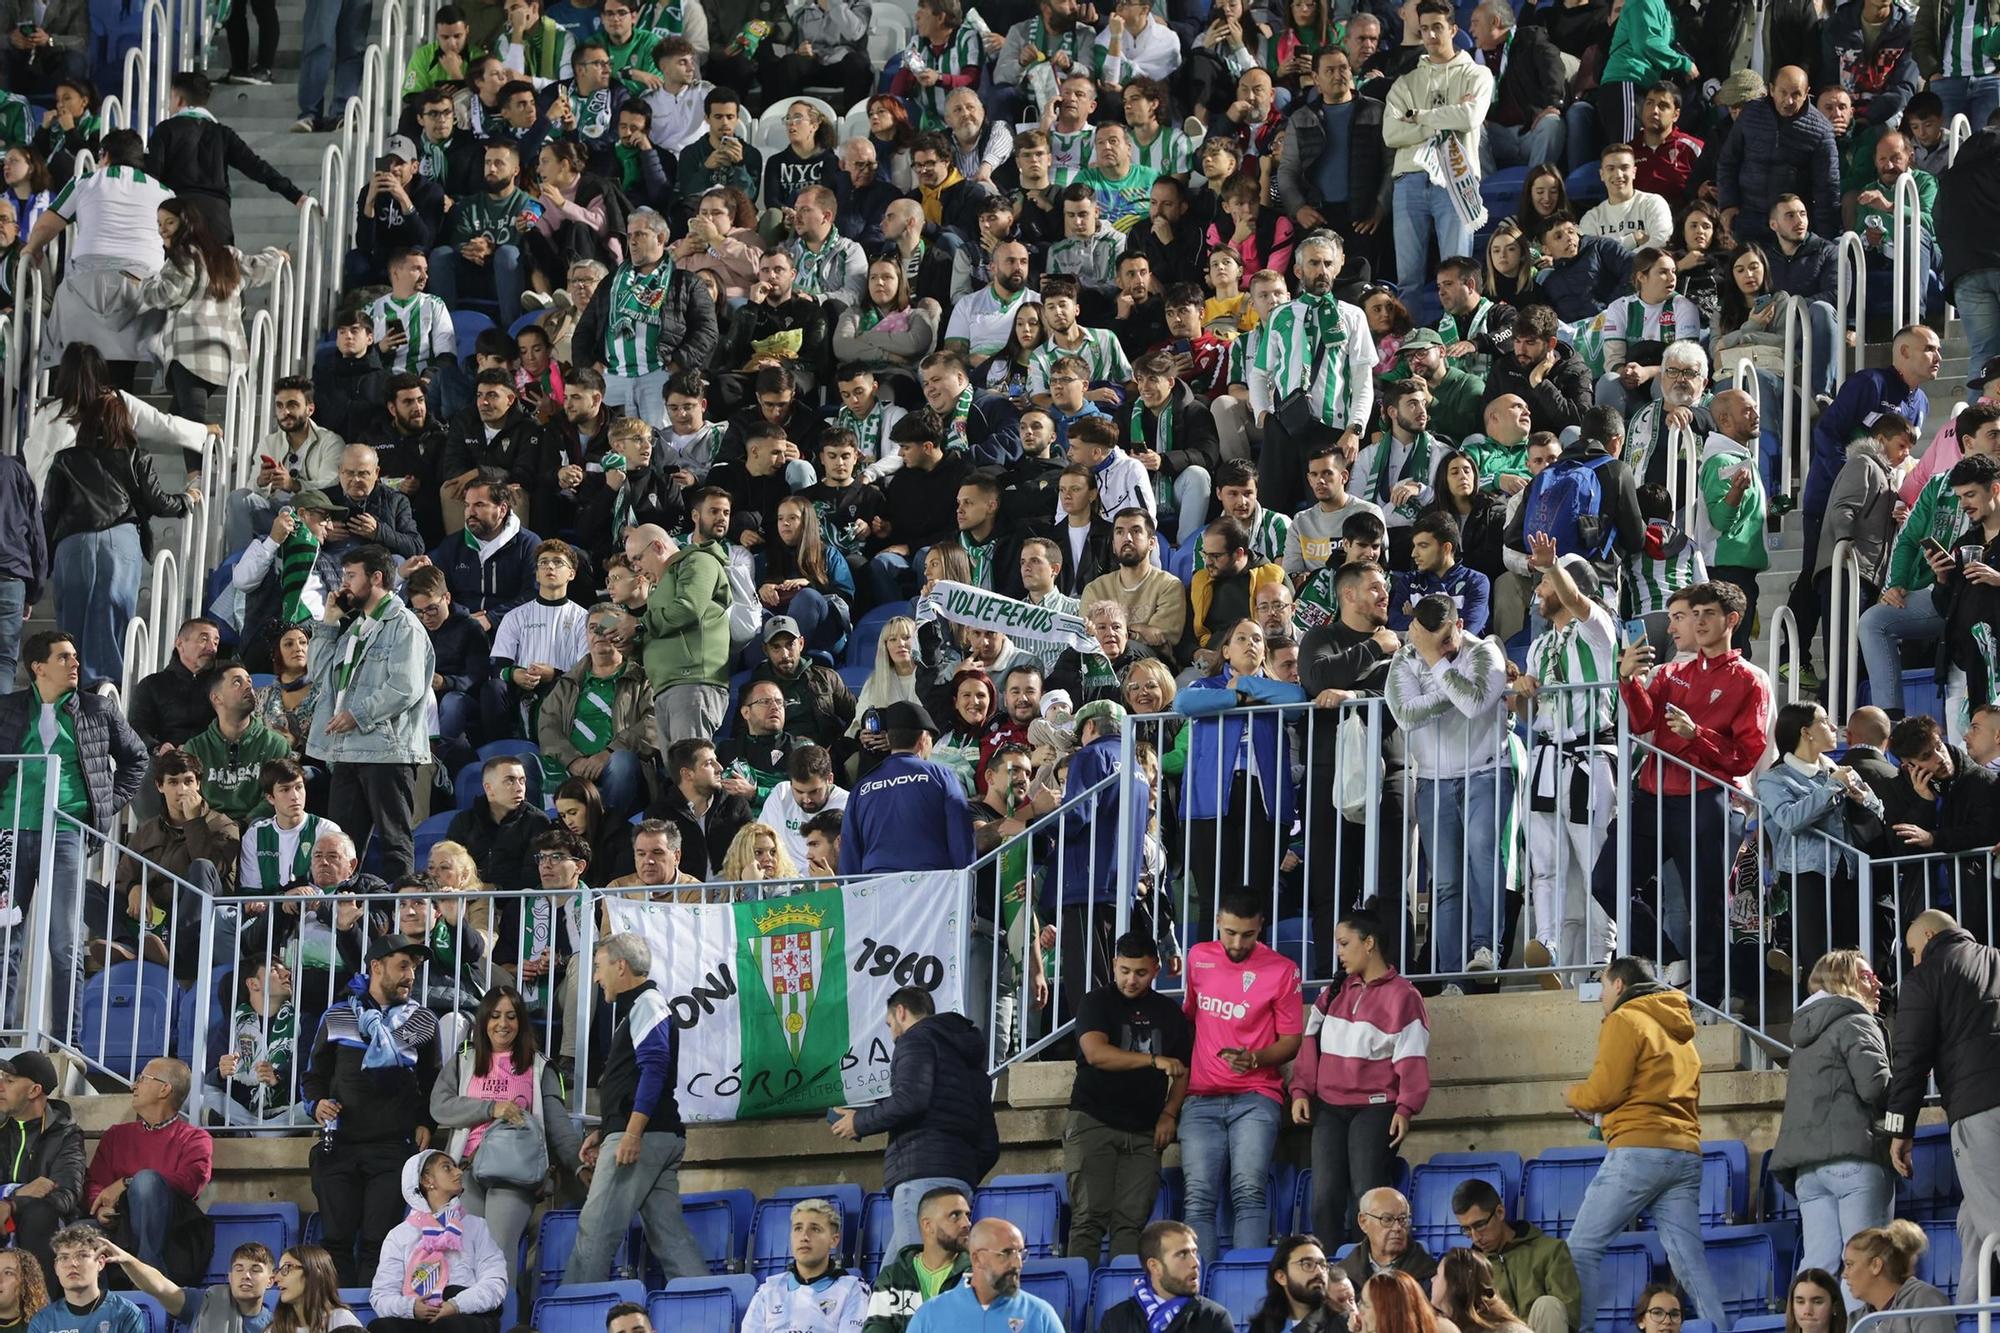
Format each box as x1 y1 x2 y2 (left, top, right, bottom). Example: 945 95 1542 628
43 443 190 555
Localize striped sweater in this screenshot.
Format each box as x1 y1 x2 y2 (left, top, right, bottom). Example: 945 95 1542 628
1289 968 1432 1116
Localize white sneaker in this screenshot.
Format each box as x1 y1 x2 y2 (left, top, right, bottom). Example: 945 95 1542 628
520 290 555 310
1467 946 1497 973
1440 983 1466 997
1664 961 1690 988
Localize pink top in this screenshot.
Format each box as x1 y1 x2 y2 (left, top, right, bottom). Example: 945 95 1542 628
1182 939 1303 1102
1290 969 1432 1117
1900 415 1963 507
463 1052 536 1156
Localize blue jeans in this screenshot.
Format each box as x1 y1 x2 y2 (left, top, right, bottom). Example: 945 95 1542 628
596 749 646 816
885 1176 971 1260
0 578 25 691
1178 1092 1282 1263
5 828 83 1037
1858 586 1942 713
1159 467 1213 547
1956 269 2000 391
124 1169 177 1266
606 369 670 431
1569 1147 1733 1332
1481 116 1567 172
297 0 373 120
1796 1158 1894 1291
863 550 918 608
1802 299 1838 399
427 243 526 328
785 588 848 652
53 525 141 688
1413 767 1514 974
1393 174 1473 315
436 688 479 747
1932 76 2000 151
225 488 284 556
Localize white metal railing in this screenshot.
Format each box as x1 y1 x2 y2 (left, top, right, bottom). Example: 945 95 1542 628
1782 298 1811 504
1827 539 1863 720
1892 169 1926 334
1764 604 1804 704
116 0 173 140
1835 232 1867 388
1949 112 1973 167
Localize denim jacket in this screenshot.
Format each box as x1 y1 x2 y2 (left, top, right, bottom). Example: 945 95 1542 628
304 594 435 766
1755 753 1884 878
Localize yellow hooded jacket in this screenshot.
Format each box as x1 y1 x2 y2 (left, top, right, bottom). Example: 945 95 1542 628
1567 984 1702 1152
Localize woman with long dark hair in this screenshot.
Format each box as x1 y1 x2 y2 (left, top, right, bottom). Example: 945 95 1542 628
271 1246 362 1333
1784 1269 1850 1333
553 775 633 885
430 983 583 1296
137 197 286 423
1713 241 1804 492
41 345 200 684
1419 450 1508 582
1432 1249 1532 1333
26 333 216 493
759 496 854 652
831 256 941 385
1512 165 1570 235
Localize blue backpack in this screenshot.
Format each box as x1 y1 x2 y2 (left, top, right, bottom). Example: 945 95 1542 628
1521 454 1618 560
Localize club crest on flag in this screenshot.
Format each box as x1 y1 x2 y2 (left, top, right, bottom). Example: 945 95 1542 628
751 899 834 1063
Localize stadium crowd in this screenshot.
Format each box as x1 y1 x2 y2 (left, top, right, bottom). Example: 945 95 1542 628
4 0 2000 1325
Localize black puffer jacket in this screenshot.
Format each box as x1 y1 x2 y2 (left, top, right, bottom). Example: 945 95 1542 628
0 686 148 829
1888 927 2000 1131
42 443 191 556
851 1011 999 1193
0 1099 84 1215
572 260 720 377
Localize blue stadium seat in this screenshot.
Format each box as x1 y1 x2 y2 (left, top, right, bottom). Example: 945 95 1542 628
752 1186 868 1276
1592 1233 1667 1333
454 758 543 810
682 1192 743 1274
1153 1168 1184 1224
1731 1318 1787 1333
1524 1145 1605 1240
1701 1224 1776 1320
1919 1219 1962 1300
1898 1123 1960 1222
533 1209 636 1288
79 961 175 1079
848 600 914 666
1291 1169 1313 1234
203 1203 302 1284
1410 1152 1523 1253
837 663 872 695
478 739 542 762
649 1276 757 1333
1700 1141 1752 1226
452 311 498 362
1757 1150 1799 1222
1564 161 1610 207
248 673 276 690
1021 1258 1091 1329
337 1290 377 1326
1684 1321 1718 1333
1091 1255 1146 1327
127 1292 169 1333
859 1191 894 1278
532 1280 646 1333
303 1212 322 1245
1481 167 1529 223
1205 1247 1277 1332
976 1174 1070 1258
411 809 457 872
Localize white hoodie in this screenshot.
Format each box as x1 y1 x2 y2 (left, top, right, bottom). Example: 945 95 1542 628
1380 49 1495 179
743 1268 871 1333
369 1151 510 1320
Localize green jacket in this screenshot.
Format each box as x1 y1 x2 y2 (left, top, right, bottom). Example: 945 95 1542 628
1698 436 1770 571
1463 434 1530 492
860 1245 970 1333
1488 1223 1583 1331
1887 471 1966 592
402 40 487 94
448 187 537 247
1855 167 1937 237
1427 364 1488 443
640 541 733 690
1601 0 1690 84
186 717 294 824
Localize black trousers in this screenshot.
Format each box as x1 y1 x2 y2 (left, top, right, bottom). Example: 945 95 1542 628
759 47 875 111
311 1139 414 1286
224 0 279 70
1710 563 1761 654
1784 868 1859 980
1187 782 1281 932
1310 1102 1397 1249
12 1193 61 1275
1590 786 1732 1006
1054 901 1116 1025
1256 411 1340 521
328 761 420 881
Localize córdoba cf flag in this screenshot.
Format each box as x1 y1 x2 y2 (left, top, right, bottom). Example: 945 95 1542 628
599 871 967 1123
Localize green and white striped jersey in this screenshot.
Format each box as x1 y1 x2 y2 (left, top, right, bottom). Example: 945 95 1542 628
1028 326 1133 395
367 292 456 376
1129 123 1195 176
1623 526 1708 618
1264 293 1378 430
600 261 677 377
1194 506 1290 571
1048 126 1096 182
1937 0 2000 78
1524 601 1618 740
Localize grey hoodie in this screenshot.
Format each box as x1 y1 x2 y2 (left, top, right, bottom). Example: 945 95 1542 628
1768 991 1893 1186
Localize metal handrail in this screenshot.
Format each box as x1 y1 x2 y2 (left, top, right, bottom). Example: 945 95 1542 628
1835 232 1867 388
1782 297 1811 504
1948 111 1973 167
1827 539 1863 720
1764 604 1804 704
1892 169 1925 333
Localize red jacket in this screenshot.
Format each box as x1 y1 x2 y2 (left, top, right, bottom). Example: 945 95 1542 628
1631 128 1704 206
84 1118 213 1207
1289 968 1432 1117
1623 649 1771 795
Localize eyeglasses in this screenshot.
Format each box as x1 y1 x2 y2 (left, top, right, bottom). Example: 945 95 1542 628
275 1263 303 1277
1458 1211 1497 1234
1643 1310 1684 1322
535 851 578 864
1361 1212 1412 1228
1291 1257 1331 1273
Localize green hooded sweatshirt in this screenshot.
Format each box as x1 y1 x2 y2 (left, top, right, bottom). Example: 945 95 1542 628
1602 0 1691 85
860 1244 971 1333
186 717 295 824
640 540 733 690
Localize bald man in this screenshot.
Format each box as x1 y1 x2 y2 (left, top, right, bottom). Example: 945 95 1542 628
1843 706 1900 798
906 1219 1065 1333
326 443 424 558
1886 908 2000 1303
1717 66 1841 242
1336 1187 1435 1290
1695 388 1768 652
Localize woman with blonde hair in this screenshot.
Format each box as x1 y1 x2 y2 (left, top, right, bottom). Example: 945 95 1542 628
1843 1222 1950 1333
1768 946 1892 1278
849 614 922 782
718 821 797 892
1123 656 1182 761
